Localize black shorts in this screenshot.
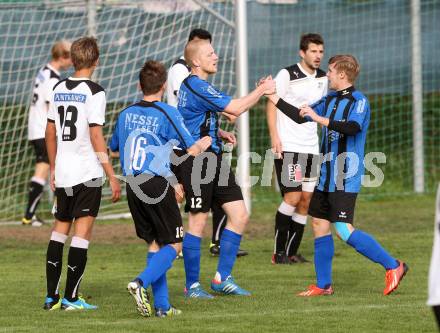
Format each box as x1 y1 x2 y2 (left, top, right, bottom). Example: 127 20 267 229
126 175 183 245
308 189 357 224
54 178 103 222
274 152 319 194
170 148 186 184
180 152 243 213
30 138 49 164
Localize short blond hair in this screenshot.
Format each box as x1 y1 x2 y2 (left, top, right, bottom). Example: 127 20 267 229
328 54 360 83
71 37 99 71
184 39 210 68
51 40 71 60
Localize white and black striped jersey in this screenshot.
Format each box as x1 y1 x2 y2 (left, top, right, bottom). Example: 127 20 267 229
166 56 191 108
428 184 440 306
47 77 105 187
275 63 328 155
28 64 60 140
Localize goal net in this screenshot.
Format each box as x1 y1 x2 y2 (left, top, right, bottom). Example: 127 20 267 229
0 0 236 221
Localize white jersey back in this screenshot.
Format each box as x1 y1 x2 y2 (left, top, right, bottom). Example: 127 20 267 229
428 184 440 306
166 57 191 108
28 64 60 140
275 63 328 155
47 77 105 187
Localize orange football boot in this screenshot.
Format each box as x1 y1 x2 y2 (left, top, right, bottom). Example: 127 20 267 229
383 260 409 295
297 284 334 297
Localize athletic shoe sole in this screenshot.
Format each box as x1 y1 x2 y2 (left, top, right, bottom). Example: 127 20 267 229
127 282 152 317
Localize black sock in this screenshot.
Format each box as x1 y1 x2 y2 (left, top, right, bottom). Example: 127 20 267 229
24 180 44 219
274 211 291 255
64 246 88 302
286 221 305 257
46 240 64 299
434 306 440 329
211 202 226 246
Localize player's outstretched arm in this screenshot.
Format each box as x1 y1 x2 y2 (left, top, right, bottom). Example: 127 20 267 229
45 121 57 191
300 106 361 135
266 94 307 124
265 99 282 158
186 136 212 156
90 126 121 202
223 77 275 117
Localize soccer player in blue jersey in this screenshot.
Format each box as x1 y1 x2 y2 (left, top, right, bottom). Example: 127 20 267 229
109 60 212 317
178 38 275 298
266 54 408 296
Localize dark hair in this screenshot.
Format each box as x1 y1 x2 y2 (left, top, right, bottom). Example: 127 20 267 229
328 54 360 83
188 28 212 42
299 33 324 52
139 60 167 95
71 37 99 70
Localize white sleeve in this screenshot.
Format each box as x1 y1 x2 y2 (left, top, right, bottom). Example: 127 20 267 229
87 91 106 125
275 69 290 100
47 96 56 121
168 64 189 97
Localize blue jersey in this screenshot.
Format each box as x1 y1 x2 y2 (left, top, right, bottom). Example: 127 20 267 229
109 100 195 177
311 86 370 193
177 75 232 154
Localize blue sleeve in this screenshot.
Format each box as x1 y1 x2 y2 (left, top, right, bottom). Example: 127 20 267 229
191 79 232 113
348 97 369 129
109 120 119 152
310 96 327 117
165 107 196 149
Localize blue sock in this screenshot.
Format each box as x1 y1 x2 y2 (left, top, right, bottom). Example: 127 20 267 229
314 234 334 289
183 233 201 290
347 230 398 270
147 252 170 311
137 245 176 289
216 229 242 281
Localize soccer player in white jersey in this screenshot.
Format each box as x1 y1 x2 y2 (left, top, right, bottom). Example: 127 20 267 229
22 40 72 227
167 28 248 257
43 37 121 311
266 34 328 264
428 184 440 328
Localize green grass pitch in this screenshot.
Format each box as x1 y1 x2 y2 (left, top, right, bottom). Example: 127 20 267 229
0 194 437 332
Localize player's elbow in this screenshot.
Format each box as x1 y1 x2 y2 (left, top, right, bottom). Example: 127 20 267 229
222 112 237 124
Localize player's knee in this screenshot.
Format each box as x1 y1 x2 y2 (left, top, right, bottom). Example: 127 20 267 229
283 193 300 207
311 218 331 237
228 209 249 230
334 222 352 242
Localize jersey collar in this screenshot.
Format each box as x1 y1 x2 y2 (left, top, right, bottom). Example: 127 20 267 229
336 85 355 97
297 62 316 78
69 76 90 81
138 100 160 107
46 63 60 76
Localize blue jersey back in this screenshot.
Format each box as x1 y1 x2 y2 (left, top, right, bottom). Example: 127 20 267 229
109 100 195 177
177 75 231 154
311 87 370 193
